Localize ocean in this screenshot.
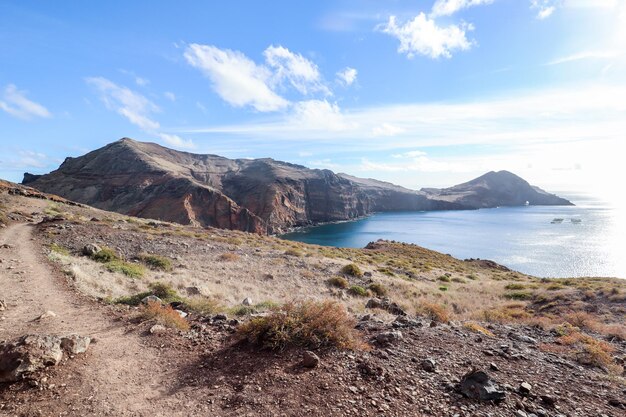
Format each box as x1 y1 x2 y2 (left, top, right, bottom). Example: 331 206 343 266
280 193 626 278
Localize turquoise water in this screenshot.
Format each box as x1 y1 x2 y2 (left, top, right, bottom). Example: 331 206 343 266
281 193 626 278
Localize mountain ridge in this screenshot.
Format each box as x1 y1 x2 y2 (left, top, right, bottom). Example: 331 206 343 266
23 138 573 233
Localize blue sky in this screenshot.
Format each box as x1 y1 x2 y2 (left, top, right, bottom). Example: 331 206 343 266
1 0 624 196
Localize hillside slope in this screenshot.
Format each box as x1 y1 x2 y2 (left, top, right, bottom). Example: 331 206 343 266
24 138 572 233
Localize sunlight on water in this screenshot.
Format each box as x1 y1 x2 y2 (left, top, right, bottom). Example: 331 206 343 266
282 193 626 278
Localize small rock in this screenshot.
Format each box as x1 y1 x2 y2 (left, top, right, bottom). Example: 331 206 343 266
540 395 556 407
459 370 506 402
242 297 253 306
302 351 320 368
489 362 500 371
174 309 188 318
81 243 101 257
185 286 201 296
421 358 436 372
516 410 527 417
149 324 167 335
519 382 532 396
213 314 228 321
0 300 6 311
37 311 57 320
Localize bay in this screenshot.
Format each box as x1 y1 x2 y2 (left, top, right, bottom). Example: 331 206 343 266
281 193 626 278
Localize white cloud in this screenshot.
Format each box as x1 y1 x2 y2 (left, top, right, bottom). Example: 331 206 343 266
0 84 51 120
164 91 176 101
531 0 560 19
86 77 160 130
360 156 463 173
546 50 622 65
264 45 329 95
308 158 340 170
372 123 405 137
431 0 495 17
184 43 289 112
157 133 195 149
86 77 194 149
392 150 427 158
379 14 474 59
291 99 353 131
135 77 150 87
336 67 358 86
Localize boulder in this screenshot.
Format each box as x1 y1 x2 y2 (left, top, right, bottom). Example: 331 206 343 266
459 370 506 402
0 334 90 383
421 358 436 372
519 382 532 396
242 297 253 306
82 243 101 256
302 351 320 368
149 324 167 335
365 298 406 316
141 295 162 305
375 331 403 345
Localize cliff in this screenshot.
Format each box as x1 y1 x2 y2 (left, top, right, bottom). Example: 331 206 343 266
23 138 572 233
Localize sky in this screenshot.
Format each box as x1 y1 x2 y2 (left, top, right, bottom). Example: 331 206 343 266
1 0 625 197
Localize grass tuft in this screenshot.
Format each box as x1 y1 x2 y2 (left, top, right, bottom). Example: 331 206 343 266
348 285 369 297
139 253 172 271
140 301 190 331
341 263 363 277
327 276 349 289
416 302 450 323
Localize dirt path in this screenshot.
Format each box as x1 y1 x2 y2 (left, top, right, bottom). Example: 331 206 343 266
0 223 194 416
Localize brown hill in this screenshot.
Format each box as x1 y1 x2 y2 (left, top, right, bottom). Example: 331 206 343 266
23 138 572 233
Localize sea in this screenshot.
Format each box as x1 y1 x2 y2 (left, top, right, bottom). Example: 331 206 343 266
281 193 626 278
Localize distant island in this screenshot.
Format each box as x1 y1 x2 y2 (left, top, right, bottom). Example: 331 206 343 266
23 138 572 234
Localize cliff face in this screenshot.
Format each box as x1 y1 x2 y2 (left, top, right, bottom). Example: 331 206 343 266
23 138 572 233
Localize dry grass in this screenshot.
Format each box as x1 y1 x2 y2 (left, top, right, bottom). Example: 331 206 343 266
184 297 224 315
416 302 450 323
237 300 367 350
139 301 190 331
554 327 621 373
327 276 349 289
219 252 240 262
463 322 495 337
368 283 388 297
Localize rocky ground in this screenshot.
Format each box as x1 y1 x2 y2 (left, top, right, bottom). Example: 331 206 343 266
0 181 624 416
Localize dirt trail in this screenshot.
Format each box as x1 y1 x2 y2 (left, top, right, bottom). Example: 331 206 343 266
0 223 192 416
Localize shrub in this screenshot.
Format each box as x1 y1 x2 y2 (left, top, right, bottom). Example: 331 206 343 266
451 277 466 284
437 275 451 283
184 297 223 315
91 247 119 263
105 260 145 278
327 276 349 289
564 312 599 330
237 300 366 350
368 283 388 297
416 302 450 323
284 248 304 257
49 243 69 256
139 254 172 271
504 283 526 290
113 291 152 306
481 303 532 323
438 286 448 292
348 285 369 297
504 291 533 300
148 281 180 302
341 263 363 277
466 273 478 280
230 305 256 316
140 301 189 331
463 322 495 337
219 252 240 262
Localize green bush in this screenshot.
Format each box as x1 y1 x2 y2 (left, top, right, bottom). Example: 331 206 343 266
139 254 172 271
504 283 526 290
437 275 451 283
327 276 349 289
438 286 449 292
504 290 533 300
341 263 363 277
91 247 119 263
368 283 388 297
113 291 152 306
105 260 145 278
148 281 180 302
348 285 369 297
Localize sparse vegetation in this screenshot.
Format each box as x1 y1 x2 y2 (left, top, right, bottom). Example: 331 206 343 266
139 253 172 271
437 274 451 283
504 283 526 290
284 248 304 257
140 301 190 331
49 243 70 256
237 300 366 350
184 297 223 315
504 290 533 300
341 263 363 277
